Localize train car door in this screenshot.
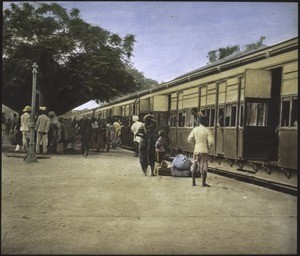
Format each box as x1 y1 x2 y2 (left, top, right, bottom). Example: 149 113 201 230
242 69 273 160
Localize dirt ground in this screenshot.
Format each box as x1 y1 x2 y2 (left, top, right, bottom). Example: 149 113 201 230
1 148 297 255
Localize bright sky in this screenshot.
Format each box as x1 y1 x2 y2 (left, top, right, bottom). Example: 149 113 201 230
57 1 298 83
3 1 298 110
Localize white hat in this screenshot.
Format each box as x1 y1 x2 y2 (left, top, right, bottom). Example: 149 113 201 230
132 115 139 122
23 106 31 112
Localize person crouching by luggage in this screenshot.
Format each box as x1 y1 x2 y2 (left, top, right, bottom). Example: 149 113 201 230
155 130 168 165
35 106 51 154
131 115 143 157
136 114 156 176
188 115 214 187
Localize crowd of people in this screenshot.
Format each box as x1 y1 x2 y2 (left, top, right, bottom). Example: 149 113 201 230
2 106 127 158
131 112 214 187
3 107 214 187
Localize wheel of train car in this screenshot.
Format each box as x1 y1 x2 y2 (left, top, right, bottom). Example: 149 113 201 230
216 157 222 165
227 159 234 167
237 160 244 169
283 168 292 179
209 156 214 163
250 162 259 172
266 166 272 175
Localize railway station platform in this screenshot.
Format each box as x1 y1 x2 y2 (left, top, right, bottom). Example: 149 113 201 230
1 146 297 255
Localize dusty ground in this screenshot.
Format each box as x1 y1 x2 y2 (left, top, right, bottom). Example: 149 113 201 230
1 147 297 255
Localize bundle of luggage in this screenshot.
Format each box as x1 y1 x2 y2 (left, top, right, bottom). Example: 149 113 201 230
155 154 201 177
171 154 201 177
155 161 171 176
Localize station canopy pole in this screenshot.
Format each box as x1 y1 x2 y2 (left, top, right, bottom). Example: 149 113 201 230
25 62 38 162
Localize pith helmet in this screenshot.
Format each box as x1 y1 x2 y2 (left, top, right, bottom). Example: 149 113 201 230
23 105 31 112
132 115 139 122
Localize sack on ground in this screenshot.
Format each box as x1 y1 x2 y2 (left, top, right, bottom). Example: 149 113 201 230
172 154 192 170
171 166 190 177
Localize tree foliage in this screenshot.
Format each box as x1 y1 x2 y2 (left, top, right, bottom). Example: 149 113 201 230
207 45 240 64
126 67 159 89
3 3 141 114
207 36 266 64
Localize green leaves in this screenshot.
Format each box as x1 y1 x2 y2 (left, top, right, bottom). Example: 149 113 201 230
3 2 139 114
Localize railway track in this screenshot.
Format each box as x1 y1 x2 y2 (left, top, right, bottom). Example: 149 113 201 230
207 166 297 196
163 154 297 196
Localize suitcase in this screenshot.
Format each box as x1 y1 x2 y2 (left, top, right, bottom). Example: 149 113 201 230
155 165 171 176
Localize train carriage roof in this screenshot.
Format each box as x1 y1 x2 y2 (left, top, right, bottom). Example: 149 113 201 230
93 37 298 109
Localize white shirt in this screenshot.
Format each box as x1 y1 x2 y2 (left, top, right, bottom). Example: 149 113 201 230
20 112 31 132
131 121 143 143
188 124 214 153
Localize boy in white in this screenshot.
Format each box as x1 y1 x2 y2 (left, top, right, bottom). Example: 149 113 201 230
188 116 214 187
20 105 31 152
131 115 143 157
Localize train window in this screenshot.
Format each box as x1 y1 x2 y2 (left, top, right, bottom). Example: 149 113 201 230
218 108 224 128
178 112 183 127
170 111 176 127
281 100 290 127
185 109 195 127
257 103 267 126
210 108 215 127
231 106 237 127
206 109 211 126
246 103 257 126
246 102 267 126
291 98 298 127
225 106 231 127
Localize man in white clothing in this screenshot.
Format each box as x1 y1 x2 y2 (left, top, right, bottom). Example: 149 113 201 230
131 115 143 157
20 105 31 152
36 106 50 154
188 115 214 187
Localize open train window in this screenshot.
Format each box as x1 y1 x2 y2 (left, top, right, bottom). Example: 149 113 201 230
178 111 186 127
291 97 298 127
246 102 267 127
281 99 290 127
210 108 215 127
170 111 177 128
217 107 224 128
281 97 298 127
231 106 237 127
185 108 197 127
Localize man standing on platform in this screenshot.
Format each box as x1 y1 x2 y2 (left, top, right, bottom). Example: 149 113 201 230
35 106 50 154
188 115 214 187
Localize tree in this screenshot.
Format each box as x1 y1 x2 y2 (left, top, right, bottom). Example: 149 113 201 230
245 36 266 50
207 45 240 64
126 67 159 89
2 3 140 115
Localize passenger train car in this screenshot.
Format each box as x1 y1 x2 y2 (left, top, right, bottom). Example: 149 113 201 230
70 37 298 178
